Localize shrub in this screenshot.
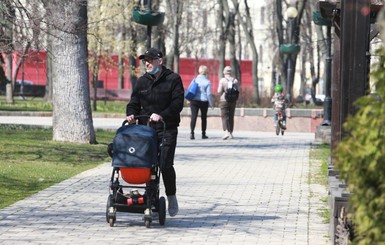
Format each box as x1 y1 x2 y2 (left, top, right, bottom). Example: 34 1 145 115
334 48 385 244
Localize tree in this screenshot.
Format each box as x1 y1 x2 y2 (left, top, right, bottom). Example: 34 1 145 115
300 2 318 101
88 0 141 103
235 0 260 104
217 0 241 87
1 0 47 103
217 0 227 82
165 0 183 73
49 0 96 144
0 0 15 103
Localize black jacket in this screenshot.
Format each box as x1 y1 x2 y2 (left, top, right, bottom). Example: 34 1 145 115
126 66 185 129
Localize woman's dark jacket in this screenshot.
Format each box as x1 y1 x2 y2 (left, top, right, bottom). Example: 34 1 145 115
126 66 185 129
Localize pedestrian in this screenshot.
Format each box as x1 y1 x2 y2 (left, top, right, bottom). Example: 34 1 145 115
217 66 239 140
187 65 214 140
126 47 184 217
271 84 288 128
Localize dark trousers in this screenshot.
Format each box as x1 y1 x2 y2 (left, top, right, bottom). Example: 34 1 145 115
190 100 209 134
156 127 178 196
220 101 236 133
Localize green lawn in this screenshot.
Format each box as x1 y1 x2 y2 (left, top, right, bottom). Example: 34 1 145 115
0 96 127 114
0 124 115 209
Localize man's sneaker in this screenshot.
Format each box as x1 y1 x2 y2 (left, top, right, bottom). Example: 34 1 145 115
167 195 179 217
229 133 234 139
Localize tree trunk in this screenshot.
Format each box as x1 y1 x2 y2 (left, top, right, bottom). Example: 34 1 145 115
118 22 126 89
6 53 13 104
164 0 183 73
2 0 15 104
45 36 53 102
236 0 259 104
51 0 96 144
228 11 239 79
172 1 181 74
5 83 12 103
218 0 226 81
129 21 138 92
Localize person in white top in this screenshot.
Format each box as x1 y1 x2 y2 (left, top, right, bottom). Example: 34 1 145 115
217 66 239 140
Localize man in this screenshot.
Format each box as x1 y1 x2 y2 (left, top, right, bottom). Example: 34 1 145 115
126 48 184 217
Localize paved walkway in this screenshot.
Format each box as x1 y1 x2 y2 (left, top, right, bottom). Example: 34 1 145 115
0 117 330 244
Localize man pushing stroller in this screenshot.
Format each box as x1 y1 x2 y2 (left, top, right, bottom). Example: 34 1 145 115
126 48 184 217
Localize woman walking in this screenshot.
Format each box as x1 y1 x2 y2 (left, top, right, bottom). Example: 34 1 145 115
187 65 214 140
217 66 239 140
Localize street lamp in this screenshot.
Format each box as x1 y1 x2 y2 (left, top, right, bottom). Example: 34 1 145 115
286 7 298 20
286 6 298 103
132 0 165 49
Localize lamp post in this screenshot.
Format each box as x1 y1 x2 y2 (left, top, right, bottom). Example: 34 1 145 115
146 0 152 49
312 11 332 126
321 25 332 125
286 6 298 103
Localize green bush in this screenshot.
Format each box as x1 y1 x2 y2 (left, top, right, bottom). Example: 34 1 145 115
334 48 385 244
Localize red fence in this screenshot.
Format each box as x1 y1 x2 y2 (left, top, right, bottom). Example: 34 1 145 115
11 51 254 94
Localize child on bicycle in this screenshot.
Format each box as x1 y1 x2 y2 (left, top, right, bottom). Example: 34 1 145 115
271 84 288 129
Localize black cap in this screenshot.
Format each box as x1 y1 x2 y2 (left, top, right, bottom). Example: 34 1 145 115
139 48 163 59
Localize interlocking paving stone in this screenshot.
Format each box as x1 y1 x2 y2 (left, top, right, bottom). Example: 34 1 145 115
0 128 330 245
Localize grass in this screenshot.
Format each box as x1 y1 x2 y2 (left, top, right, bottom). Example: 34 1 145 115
310 143 330 185
0 97 53 112
0 124 115 209
1 96 323 113
0 96 127 114
309 143 331 223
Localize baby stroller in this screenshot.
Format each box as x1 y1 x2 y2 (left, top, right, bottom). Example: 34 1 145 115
106 115 166 228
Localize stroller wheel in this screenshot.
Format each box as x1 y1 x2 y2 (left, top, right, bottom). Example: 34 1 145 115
158 196 166 226
106 195 116 226
106 195 113 223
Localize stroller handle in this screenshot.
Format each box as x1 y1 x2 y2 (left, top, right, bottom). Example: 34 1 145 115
122 115 166 131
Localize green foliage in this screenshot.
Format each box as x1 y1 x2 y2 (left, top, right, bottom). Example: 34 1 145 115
334 48 385 244
88 0 135 59
0 124 115 208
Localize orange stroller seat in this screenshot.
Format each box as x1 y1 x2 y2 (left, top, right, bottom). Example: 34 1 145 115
120 168 152 184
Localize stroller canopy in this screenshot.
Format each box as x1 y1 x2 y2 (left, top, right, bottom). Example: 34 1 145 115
112 124 158 168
